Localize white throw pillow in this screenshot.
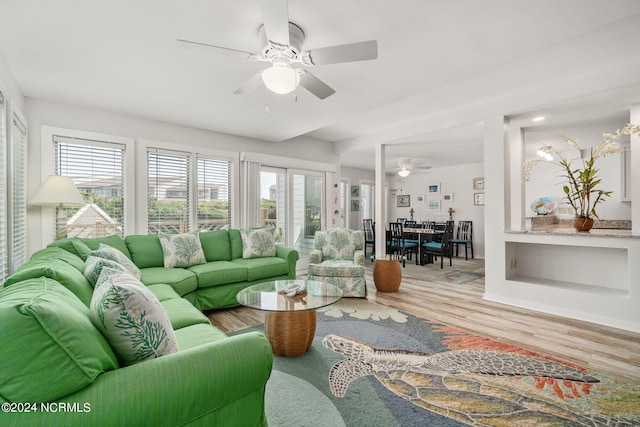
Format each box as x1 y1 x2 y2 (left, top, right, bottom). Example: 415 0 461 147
90 267 179 366
241 228 277 259
90 243 142 279
158 232 207 268
84 256 129 287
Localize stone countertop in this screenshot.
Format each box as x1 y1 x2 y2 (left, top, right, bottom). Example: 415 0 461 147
506 227 639 239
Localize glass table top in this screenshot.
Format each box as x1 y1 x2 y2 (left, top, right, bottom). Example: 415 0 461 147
236 279 343 312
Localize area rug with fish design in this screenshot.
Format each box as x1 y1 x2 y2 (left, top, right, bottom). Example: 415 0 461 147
233 299 640 427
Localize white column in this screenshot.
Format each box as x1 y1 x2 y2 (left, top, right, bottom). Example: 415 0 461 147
631 104 640 235
508 126 525 230
374 144 386 259
483 116 509 297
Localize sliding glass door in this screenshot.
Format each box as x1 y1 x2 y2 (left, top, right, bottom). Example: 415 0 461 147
260 167 325 266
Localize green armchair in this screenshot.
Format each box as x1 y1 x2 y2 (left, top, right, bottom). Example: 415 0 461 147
307 228 366 297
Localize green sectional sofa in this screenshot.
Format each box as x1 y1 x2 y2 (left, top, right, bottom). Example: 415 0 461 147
0 229 300 426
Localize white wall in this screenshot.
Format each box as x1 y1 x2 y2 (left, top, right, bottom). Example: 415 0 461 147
0 49 24 109
340 166 375 229
387 162 485 258
24 97 339 255
524 119 630 220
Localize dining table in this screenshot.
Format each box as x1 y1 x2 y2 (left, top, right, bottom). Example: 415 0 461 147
403 227 445 265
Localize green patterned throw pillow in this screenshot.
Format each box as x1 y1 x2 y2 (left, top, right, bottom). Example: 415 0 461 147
241 228 277 259
158 232 207 268
90 267 179 366
84 256 130 287
91 243 142 279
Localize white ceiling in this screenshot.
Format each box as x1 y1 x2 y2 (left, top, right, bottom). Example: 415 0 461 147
2 0 640 171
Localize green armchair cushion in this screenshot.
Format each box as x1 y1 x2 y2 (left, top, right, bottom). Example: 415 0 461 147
308 260 365 277
4 258 94 307
0 278 118 402
199 230 232 261
90 268 179 366
314 228 364 261
159 232 207 268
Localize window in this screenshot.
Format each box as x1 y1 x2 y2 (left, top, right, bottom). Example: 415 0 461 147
54 136 125 238
197 156 231 231
0 88 7 281
8 106 27 273
147 150 190 234
146 149 232 234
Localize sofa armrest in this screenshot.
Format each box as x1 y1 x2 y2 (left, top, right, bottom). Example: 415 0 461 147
354 249 365 266
3 332 273 427
309 249 323 265
276 245 300 278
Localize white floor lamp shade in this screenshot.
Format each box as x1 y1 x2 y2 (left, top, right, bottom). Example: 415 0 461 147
29 175 86 240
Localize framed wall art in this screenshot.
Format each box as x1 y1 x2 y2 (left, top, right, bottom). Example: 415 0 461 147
474 193 485 206
351 200 360 211
397 195 410 207
443 193 454 202
350 185 360 198
416 195 426 203
427 199 441 211
427 183 441 195
473 177 485 190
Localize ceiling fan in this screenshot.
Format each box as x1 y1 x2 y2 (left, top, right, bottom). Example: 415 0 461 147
177 0 378 99
394 158 431 177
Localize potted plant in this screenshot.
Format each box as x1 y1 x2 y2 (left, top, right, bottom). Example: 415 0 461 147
524 124 640 232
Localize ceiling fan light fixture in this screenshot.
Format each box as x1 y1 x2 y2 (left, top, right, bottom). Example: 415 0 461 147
398 169 410 178
262 64 300 94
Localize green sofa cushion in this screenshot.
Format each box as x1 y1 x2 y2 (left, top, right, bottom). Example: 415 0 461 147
229 229 243 260
187 261 248 288
161 298 211 330
146 283 182 302
230 257 289 281
30 246 86 271
125 234 164 268
49 235 131 260
199 230 231 261
0 278 118 403
173 323 228 351
4 258 94 307
139 267 198 296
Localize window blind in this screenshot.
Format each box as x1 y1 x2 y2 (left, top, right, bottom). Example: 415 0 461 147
0 90 7 281
9 111 27 272
197 156 231 231
147 149 191 234
54 136 125 238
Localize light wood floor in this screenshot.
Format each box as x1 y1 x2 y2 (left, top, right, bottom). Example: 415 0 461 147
207 258 640 384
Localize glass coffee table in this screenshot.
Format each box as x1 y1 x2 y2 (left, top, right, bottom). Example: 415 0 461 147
236 279 343 357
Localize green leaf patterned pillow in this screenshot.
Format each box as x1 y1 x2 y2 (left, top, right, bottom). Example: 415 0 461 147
241 228 277 259
91 243 142 279
84 256 130 287
158 232 207 268
90 267 179 366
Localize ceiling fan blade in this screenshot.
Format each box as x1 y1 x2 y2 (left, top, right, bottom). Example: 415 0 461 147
233 71 265 94
302 40 378 65
257 0 290 46
177 39 258 60
299 71 336 99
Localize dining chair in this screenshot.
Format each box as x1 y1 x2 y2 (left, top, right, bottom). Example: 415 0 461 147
396 217 407 225
421 220 454 268
386 222 417 267
451 220 474 259
404 220 417 228
362 219 375 261
422 221 436 231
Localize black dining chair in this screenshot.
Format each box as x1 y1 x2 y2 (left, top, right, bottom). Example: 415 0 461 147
396 217 407 225
421 221 436 231
386 222 417 267
363 219 375 261
403 220 417 228
421 220 454 268
451 220 474 259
